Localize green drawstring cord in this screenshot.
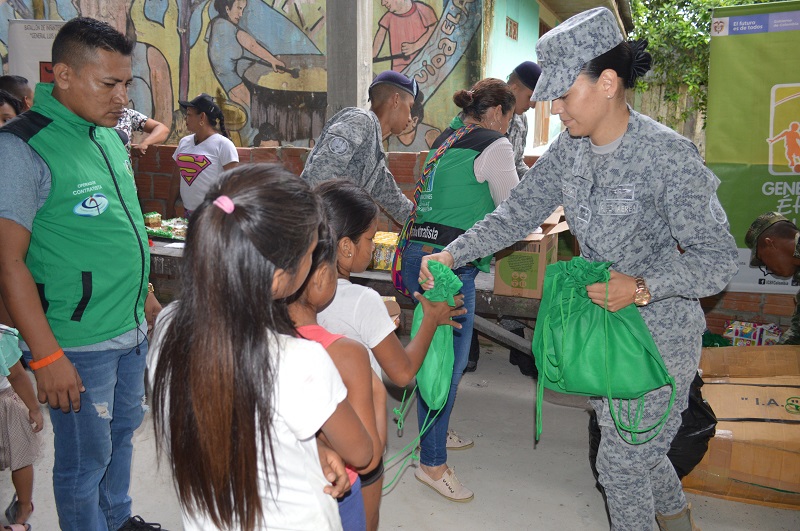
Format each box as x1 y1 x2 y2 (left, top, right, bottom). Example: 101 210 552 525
382 387 444 491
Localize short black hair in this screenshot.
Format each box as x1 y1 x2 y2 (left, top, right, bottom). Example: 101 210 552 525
0 75 30 102
761 220 799 242
52 17 133 70
0 89 23 116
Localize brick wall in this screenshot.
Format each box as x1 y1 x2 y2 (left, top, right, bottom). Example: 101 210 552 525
136 147 794 334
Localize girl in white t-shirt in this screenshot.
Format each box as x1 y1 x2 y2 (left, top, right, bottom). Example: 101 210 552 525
150 165 372 531
314 181 465 521
167 93 239 219
287 223 385 531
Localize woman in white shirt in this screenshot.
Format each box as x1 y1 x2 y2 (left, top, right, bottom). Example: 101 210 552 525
167 93 239 218
398 78 519 503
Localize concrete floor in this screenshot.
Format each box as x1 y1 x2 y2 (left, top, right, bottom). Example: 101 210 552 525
2 343 798 530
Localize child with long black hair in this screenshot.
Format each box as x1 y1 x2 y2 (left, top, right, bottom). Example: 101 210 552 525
315 180 465 530
151 164 372 531
287 223 385 531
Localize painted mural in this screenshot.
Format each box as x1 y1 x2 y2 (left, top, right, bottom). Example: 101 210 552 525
0 0 480 149
373 0 482 152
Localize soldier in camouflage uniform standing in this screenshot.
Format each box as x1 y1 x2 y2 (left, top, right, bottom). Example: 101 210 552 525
301 70 416 224
418 8 737 530
497 61 542 376
506 61 542 178
745 212 800 344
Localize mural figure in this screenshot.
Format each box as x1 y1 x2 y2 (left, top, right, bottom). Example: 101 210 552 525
373 0 437 72
207 0 289 145
768 121 800 170
386 89 439 152
125 14 174 133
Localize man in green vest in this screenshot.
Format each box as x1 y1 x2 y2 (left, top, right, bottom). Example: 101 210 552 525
0 18 164 531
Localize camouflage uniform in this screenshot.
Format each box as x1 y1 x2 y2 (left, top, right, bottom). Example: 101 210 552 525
444 109 738 530
781 234 800 344
301 107 413 224
507 113 529 179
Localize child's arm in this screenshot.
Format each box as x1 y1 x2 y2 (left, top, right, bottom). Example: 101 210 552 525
327 338 384 474
320 396 373 470
372 292 466 387
6 361 43 433
371 372 387 449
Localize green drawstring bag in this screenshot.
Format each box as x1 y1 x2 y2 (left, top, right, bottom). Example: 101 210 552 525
411 260 463 410
532 257 675 444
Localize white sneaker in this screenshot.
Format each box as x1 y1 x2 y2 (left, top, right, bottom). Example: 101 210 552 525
414 466 474 502
446 428 474 450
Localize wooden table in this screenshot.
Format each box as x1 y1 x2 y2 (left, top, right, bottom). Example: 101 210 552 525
148 240 537 354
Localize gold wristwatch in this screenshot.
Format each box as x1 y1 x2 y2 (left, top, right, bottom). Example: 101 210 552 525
633 277 651 306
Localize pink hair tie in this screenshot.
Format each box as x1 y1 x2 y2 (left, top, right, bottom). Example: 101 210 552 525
213 195 235 214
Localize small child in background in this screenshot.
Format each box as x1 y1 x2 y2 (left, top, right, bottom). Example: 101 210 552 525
288 223 386 531
1 299 42 530
150 165 372 531
314 180 465 531
0 90 22 127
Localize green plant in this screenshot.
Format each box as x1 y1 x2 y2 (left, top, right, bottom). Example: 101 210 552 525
630 0 773 124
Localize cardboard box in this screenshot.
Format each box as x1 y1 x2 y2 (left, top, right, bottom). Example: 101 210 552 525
493 207 569 299
682 346 800 510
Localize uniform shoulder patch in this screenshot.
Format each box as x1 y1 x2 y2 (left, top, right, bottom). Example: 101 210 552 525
709 196 728 224
328 136 350 155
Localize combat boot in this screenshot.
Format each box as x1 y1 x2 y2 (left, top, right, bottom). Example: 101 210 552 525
656 503 700 531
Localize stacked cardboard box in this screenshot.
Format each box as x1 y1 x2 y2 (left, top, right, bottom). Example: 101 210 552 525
682 345 800 510
493 207 569 299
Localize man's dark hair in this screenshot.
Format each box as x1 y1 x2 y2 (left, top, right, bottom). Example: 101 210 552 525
0 89 23 116
0 75 30 102
52 17 134 69
762 220 800 242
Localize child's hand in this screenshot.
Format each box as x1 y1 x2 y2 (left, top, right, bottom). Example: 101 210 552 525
414 292 466 328
29 406 44 433
317 437 351 498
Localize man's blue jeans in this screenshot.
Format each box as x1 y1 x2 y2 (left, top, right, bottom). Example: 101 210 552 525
401 242 477 467
36 341 148 531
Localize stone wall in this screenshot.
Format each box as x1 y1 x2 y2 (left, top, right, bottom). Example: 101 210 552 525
135 147 795 334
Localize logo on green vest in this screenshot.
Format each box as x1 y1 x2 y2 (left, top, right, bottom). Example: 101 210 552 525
73 193 109 217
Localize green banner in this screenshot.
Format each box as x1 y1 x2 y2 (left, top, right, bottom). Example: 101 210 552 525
707 1 800 293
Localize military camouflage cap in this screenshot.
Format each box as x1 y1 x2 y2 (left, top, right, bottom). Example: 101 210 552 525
745 212 795 266
532 7 623 101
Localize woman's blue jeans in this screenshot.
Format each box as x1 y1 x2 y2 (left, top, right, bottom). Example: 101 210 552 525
401 242 477 467
29 341 148 531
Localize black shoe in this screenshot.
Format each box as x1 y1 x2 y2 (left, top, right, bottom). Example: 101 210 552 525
465 330 480 372
509 350 537 378
118 516 164 530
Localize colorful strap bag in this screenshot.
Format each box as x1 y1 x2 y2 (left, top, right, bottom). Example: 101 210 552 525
391 124 477 296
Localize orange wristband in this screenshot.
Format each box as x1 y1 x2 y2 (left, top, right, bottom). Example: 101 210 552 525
29 348 64 371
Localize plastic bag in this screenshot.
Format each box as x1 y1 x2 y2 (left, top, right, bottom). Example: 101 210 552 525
411 260 463 410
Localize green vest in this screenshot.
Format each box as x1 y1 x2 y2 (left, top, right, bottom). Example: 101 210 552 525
1 84 150 347
411 116 500 271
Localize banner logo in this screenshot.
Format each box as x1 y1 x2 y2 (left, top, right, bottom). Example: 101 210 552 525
768 83 800 176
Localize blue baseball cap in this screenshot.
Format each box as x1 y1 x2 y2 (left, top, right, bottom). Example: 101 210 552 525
369 71 419 100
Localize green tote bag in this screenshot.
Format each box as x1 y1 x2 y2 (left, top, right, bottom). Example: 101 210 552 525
411 260 463 410
532 257 675 444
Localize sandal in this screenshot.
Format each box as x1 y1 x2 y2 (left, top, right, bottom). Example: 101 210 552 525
4 495 33 527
